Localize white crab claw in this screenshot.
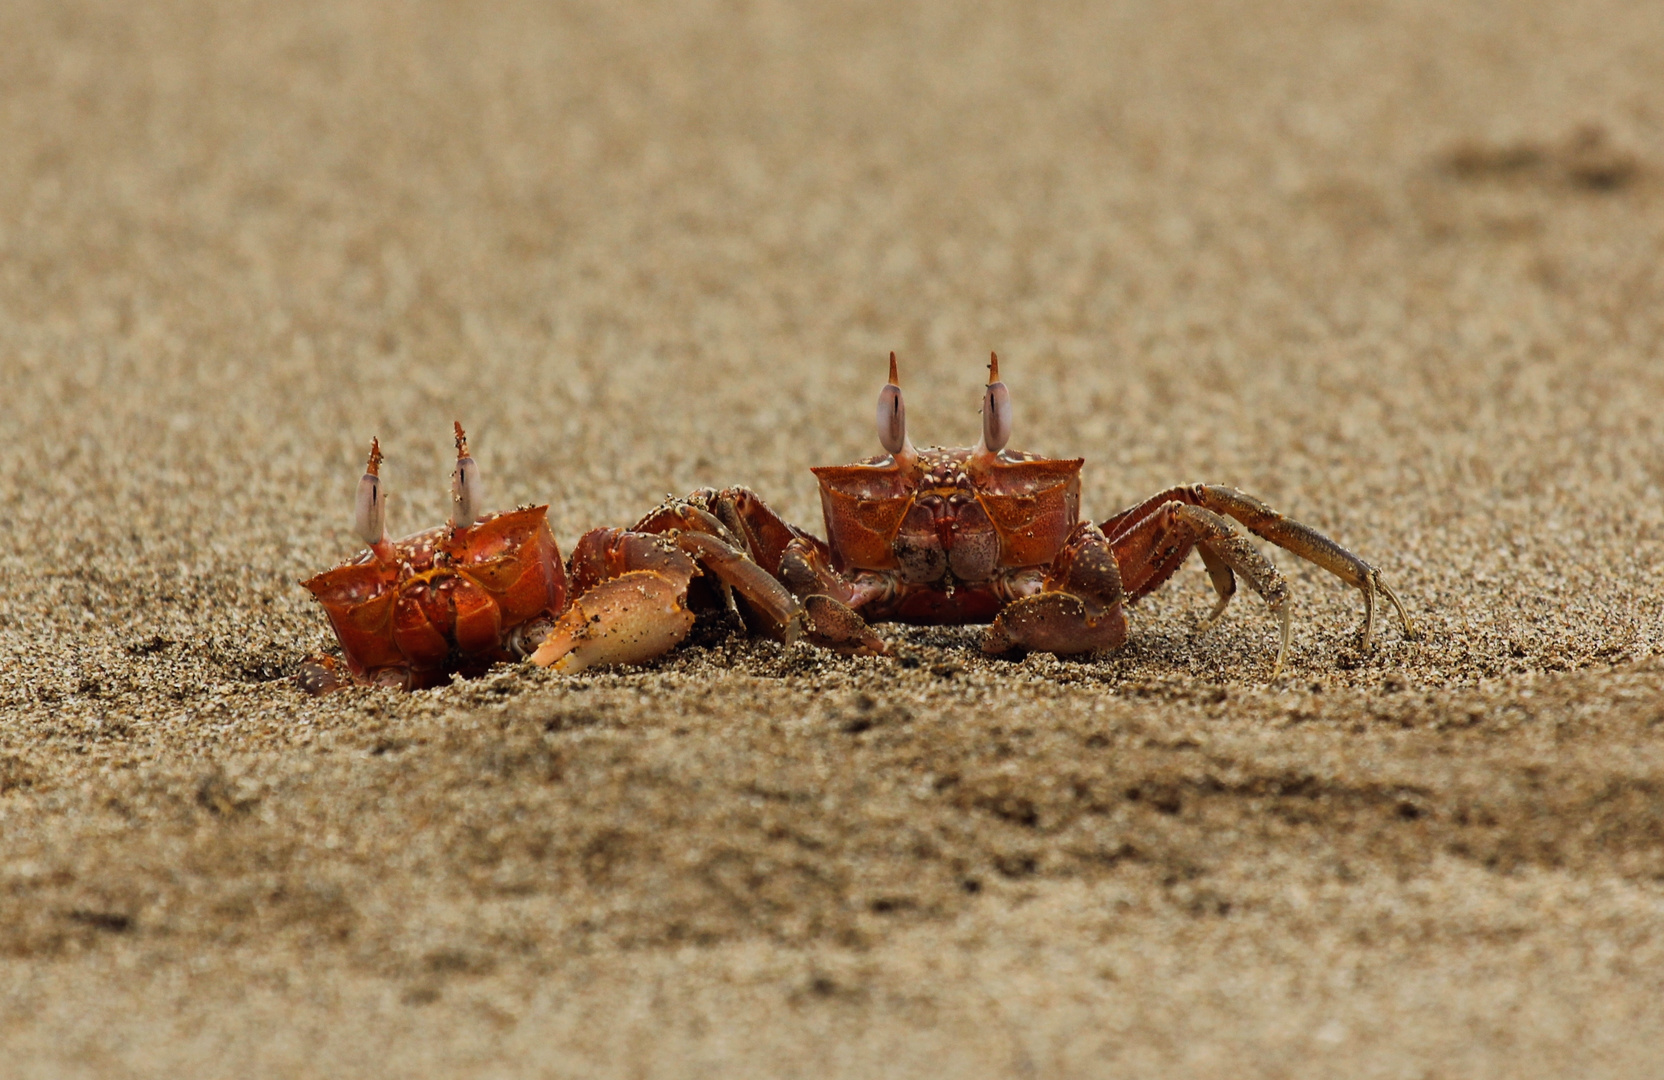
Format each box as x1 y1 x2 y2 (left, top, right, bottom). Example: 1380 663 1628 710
530 571 695 673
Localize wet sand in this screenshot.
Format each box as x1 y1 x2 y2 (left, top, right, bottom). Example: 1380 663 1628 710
3 1 1664 1075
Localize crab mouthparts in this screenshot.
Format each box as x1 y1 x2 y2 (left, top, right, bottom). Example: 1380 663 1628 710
934 516 959 550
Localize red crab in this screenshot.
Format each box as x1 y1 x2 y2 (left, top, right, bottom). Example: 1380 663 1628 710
299 425 806 691
300 356 1412 691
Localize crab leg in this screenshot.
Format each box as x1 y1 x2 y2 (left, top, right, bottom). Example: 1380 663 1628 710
685 486 826 579
675 530 806 643
1109 501 1294 676
628 498 807 643
657 487 887 655
533 504 818 673
698 485 891 652
1193 542 1239 631
1102 484 1413 648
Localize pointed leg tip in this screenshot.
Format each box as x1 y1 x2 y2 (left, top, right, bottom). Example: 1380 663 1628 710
1376 576 1416 640
1196 598 1230 636
1273 602 1293 679
782 609 807 648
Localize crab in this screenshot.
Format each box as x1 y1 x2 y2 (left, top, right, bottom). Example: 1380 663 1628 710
299 425 807 691
300 356 1412 691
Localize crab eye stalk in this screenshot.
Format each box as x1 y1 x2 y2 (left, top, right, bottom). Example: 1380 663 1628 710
979 351 1013 454
876 351 914 459
450 421 483 526
355 436 391 550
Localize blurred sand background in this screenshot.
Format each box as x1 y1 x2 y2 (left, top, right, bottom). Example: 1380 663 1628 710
4 0 1664 1075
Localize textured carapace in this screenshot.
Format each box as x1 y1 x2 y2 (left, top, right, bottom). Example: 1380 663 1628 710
814 351 1082 584
812 448 1083 579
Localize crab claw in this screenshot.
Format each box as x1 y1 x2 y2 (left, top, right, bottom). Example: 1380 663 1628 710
982 522 1128 655
531 529 703 673
803 594 888 655
531 571 696 673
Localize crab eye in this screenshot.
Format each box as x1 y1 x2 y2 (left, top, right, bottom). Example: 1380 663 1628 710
451 421 483 525
876 351 909 456
354 437 388 546
981 351 1013 453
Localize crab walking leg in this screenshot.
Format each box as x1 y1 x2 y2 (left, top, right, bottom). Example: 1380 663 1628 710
1196 485 1412 646
674 531 806 645
700 486 828 579
629 497 809 644
1194 542 1238 632
775 538 889 654
1111 502 1295 677
532 518 814 673
1103 484 1412 648
631 487 884 654
693 484 888 655
1100 501 1240 626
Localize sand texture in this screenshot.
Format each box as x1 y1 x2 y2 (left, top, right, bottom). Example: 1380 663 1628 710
4 0 1664 1075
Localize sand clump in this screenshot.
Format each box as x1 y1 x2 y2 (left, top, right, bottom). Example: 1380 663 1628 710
3 0 1664 1076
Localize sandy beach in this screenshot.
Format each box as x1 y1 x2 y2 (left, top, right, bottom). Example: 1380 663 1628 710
3 0 1664 1075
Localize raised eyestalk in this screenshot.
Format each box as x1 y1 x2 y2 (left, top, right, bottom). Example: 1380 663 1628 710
876 351 918 466
355 437 395 562
450 421 483 527
977 351 1013 459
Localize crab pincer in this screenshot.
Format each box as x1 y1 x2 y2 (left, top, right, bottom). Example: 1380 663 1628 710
529 531 700 673
530 502 809 673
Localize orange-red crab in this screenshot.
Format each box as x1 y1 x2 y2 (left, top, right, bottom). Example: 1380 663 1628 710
300 356 1412 691
299 425 805 691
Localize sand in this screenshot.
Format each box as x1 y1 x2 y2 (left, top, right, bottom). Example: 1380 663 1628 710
4 0 1664 1075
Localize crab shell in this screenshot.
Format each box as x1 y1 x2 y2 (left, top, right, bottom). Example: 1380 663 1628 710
302 506 566 687
812 447 1084 619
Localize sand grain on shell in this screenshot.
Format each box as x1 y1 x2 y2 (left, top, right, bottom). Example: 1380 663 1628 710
3 0 1664 1076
